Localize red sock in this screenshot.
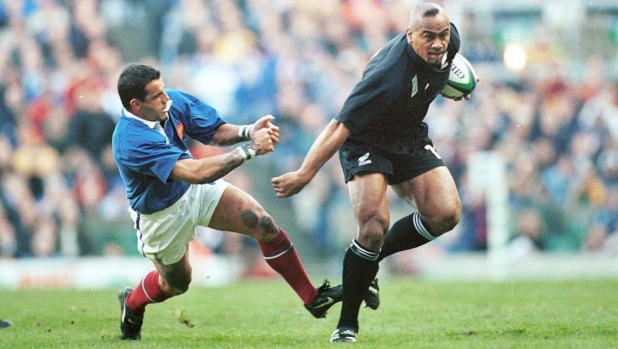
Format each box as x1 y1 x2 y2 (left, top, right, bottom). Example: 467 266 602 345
126 271 170 314
258 228 318 305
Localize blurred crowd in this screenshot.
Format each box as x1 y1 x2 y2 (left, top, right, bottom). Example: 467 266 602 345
0 0 616 264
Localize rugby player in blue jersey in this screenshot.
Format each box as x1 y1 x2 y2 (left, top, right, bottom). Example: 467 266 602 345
112 64 340 340
272 3 470 343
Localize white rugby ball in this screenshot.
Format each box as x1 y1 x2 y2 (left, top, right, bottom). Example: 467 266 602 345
441 53 477 98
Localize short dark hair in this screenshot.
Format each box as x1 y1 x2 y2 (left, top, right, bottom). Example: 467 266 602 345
409 3 447 28
117 64 161 110
423 7 440 17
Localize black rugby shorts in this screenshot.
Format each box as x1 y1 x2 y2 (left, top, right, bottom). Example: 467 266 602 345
338 137 445 185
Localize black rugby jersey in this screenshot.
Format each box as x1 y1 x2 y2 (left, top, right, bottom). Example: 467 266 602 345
335 23 460 155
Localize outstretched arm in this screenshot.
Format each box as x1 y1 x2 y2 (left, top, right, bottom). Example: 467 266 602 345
171 122 276 184
210 115 279 146
271 119 349 198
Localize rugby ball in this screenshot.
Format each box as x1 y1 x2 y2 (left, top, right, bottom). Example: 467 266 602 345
441 53 477 98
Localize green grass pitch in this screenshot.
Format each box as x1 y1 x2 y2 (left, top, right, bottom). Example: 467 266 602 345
1 278 617 348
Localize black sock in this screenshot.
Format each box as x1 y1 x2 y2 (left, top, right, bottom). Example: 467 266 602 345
337 240 379 331
378 212 435 262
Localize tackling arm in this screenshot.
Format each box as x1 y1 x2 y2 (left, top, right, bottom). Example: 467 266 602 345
210 115 279 146
171 125 276 184
170 153 246 184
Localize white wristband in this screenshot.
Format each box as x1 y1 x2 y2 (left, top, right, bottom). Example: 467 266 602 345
237 144 256 163
238 125 250 141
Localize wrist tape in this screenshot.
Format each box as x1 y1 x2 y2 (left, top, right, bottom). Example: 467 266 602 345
238 125 251 141
237 143 256 163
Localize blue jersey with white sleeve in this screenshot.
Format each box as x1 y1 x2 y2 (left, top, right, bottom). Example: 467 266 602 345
112 89 226 214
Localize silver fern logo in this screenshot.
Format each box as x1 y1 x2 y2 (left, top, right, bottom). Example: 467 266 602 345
411 75 418 97
358 152 372 166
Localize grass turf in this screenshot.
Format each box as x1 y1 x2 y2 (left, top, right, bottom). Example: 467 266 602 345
1 278 617 348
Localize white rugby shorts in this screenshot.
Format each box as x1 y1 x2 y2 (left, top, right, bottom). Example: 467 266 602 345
128 179 229 265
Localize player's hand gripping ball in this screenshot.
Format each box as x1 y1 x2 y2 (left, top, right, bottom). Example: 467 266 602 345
441 53 477 99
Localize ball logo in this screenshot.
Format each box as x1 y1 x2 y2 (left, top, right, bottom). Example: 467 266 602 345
441 53 476 98
450 64 465 79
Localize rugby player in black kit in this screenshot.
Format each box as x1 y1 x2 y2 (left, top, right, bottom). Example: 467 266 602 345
272 3 473 343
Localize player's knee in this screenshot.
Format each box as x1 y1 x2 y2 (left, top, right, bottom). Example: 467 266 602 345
252 211 279 242
432 200 461 236
259 213 278 235
240 206 277 235
358 216 389 250
439 212 460 235
446 198 462 229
